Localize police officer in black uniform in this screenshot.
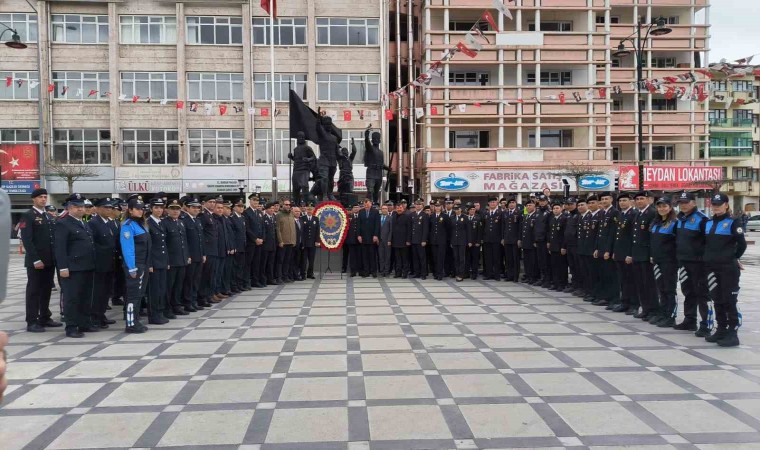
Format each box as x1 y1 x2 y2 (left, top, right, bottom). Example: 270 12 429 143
391 201 412 278
146 198 170 323
548 201 567 291
481 197 503 280
20 188 62 332
261 202 278 284
111 200 126 308
611 193 637 314
55 193 97 338
231 199 248 291
410 200 429 279
181 197 205 312
534 194 552 287
631 191 658 319
346 204 362 277
674 192 710 334
165 199 191 315
582 195 601 302
450 205 469 281
428 202 449 280
244 194 265 288
562 197 581 294
520 199 540 283
502 198 522 283
301 203 320 279
199 197 220 305
88 198 118 328
465 204 481 279
593 192 618 307
218 200 235 296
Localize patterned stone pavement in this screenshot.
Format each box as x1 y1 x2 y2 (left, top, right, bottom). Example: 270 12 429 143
2 252 760 450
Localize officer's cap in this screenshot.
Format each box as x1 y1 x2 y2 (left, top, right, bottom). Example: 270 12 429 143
617 192 633 200
551 201 563 208
45 205 56 212
586 194 599 202
633 190 651 199
265 202 276 209
399 199 408 205
64 193 86 206
414 199 424 205
384 201 394 207
423 205 430 211
524 198 536 205
507 197 517 203
248 193 260 200
655 196 672 206
444 199 453 204
453 205 461 211
149 198 165 207
127 198 144 209
126 194 142 203
234 199 245 207
677 192 696 203
31 188 47 198
94 197 115 208
599 191 615 200
487 196 498 202
222 201 233 208
156 191 167 198
306 201 316 207
84 199 93 207
202 195 217 203
710 192 728 206
185 198 201 207
564 197 577 204
537 194 548 201
167 199 182 209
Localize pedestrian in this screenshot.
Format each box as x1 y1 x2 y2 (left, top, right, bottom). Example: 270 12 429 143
378 202 393 277
346 204 362 277
275 200 296 283
244 195 265 288
674 192 710 335
482 197 503 280
612 193 637 314
291 206 304 281
391 201 412 278
261 202 278 284
631 191 658 320
503 198 522 282
231 199 249 289
593 192 619 307
429 202 449 280
199 197 220 305
119 195 151 333
466 205 481 280
520 199 539 284
548 201 567 291
410 200 429 279
649 197 679 328
450 205 469 281
358 198 381 277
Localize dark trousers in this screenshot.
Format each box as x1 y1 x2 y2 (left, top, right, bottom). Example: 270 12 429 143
466 245 480 278
598 258 620 303
523 248 538 281
261 249 276 282
679 261 709 324
536 243 548 282
222 254 234 293
342 245 349 272
378 242 391 275
248 245 262 285
362 244 377 275
412 244 427 277
276 245 293 281
452 245 466 278
566 248 581 288
550 252 568 288
582 255 597 296
504 243 520 281
482 242 501 279
200 256 218 300
183 261 202 307
290 246 302 279
302 247 316 277
167 266 186 311
113 258 126 300
653 258 678 318
25 266 55 325
124 266 147 328
589 256 603 298
431 244 446 278
445 245 455 276
634 260 659 314
616 260 638 309
348 244 362 275
62 270 94 331
148 268 167 321
706 262 741 329
211 255 224 295
393 247 410 276
91 271 114 324
233 251 246 288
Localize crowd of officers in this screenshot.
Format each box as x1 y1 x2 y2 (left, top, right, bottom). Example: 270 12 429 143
20 186 746 346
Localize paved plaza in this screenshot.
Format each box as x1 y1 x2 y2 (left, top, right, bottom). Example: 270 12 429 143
2 248 760 450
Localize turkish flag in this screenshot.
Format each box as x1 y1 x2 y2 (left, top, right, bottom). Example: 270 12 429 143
47 84 55 93
219 104 227 116
343 110 351 121
456 41 478 58
559 92 566 104
481 11 499 32
261 0 277 18
5 76 12 87
132 95 139 103
261 107 270 117
385 109 393 120
0 144 39 181
598 87 607 99
88 89 98 97
431 106 438 115
176 101 184 109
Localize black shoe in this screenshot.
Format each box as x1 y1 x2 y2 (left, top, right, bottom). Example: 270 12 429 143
605 303 616 311
99 323 110 329
125 325 147 334
695 324 711 338
562 286 574 293
81 325 101 332
706 328 728 343
656 317 675 328
393 274 402 278
633 311 647 319
612 304 628 313
149 317 170 325
625 308 638 316
673 321 697 331
105 305 112 310
647 314 663 325
139 309 147 317
65 329 85 338
717 330 740 347
111 298 124 306
102 318 116 325
420 276 427 280
41 319 63 328
164 312 177 320
307 275 316 279
371 273 377 278
593 299 609 306
173 308 189 316
27 323 46 333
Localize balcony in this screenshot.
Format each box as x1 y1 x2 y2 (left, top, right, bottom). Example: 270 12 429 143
709 147 754 159
709 118 754 128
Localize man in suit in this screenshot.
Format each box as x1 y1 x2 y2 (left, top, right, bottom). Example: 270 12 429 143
391 201 412 278
580 195 601 302
231 199 248 290
291 206 304 281
20 188 62 332
199 197 220 305
54 193 97 338
593 192 619 307
358 198 381 277
410 200 429 279
260 202 278 284
519 199 540 284
378 202 393 277
345 204 362 276
631 191 658 319
300 203 320 279
87 198 118 328
165 199 191 315
244 194 265 288
443 199 456 276
450 205 469 281
548 202 568 291
502 198 522 282
465 204 481 279
217 201 235 296
111 200 127 307
428 202 449 280
481 197 503 280
181 197 205 312
612 193 637 314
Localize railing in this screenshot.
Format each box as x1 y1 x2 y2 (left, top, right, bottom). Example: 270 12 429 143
709 148 754 158
709 118 754 128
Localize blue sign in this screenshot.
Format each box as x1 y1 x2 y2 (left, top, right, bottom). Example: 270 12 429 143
1 180 40 195
578 175 610 190
434 174 469 191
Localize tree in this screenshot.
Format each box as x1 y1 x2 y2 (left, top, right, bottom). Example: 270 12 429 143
552 162 609 195
42 158 99 194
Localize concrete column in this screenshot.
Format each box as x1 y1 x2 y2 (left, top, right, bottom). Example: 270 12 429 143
176 3 187 166
108 2 120 166
242 2 253 166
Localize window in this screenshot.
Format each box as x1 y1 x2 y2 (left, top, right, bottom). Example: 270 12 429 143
121 72 177 100
449 21 490 32
51 72 109 100
711 80 728 91
188 129 245 165
528 21 572 32
526 71 572 86
51 14 108 44
448 130 490 149
122 129 179 165
665 16 680 25
710 137 727 147
316 74 380 102
734 109 753 122
612 99 623 111
0 13 37 43
0 129 39 143
733 167 758 181
253 73 307 101
651 98 677 111
388 15 419 42
342 130 367 162
0 71 38 100
254 129 293 165
52 129 111 165
652 145 674 160
252 17 306 45
316 18 379 46
612 146 621 161
120 16 177 44
186 16 242 45
732 80 753 92
651 57 676 68
529 130 573 148
187 73 244 101
448 72 489 86
709 109 727 122
611 58 621 68
595 16 620 24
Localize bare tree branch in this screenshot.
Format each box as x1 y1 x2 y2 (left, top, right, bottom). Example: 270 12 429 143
42 159 100 194
552 162 609 195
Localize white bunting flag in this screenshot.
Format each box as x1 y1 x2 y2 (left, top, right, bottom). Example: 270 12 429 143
76 88 83 97
204 103 213 116
464 33 483 52
29 80 39 89
118 94 126 101
415 107 424 119
492 0 513 20
247 107 256 115
457 103 467 113
160 99 168 105
370 110 379 121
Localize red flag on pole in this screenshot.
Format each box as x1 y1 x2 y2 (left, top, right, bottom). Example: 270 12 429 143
261 107 270 117
88 89 98 97
176 101 184 109
559 92 566 104
456 42 478 58
132 95 139 103
5 76 11 87
385 109 393 120
481 11 499 32
219 104 227 116
430 106 438 115
261 0 277 18
47 84 55 93
343 110 352 121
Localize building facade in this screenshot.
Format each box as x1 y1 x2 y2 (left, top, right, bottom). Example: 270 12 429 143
417 0 711 200
0 0 386 217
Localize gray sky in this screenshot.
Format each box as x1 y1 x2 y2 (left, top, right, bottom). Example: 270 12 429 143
705 0 758 63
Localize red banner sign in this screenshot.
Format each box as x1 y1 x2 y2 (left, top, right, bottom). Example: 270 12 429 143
0 144 39 181
618 165 723 191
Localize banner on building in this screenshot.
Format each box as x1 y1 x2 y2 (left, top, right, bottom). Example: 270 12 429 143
0 144 40 194
618 165 723 191
429 170 615 193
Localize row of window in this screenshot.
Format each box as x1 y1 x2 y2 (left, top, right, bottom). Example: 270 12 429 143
0 71 378 102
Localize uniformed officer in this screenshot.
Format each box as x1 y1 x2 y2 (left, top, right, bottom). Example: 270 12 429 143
632 191 658 319
146 198 170 323
548 201 567 291
199 196 220 305
519 199 539 284
55 194 97 338
83 199 94 222
346 204 362 277
464 205 481 279
674 191 710 334
593 192 618 306
231 199 249 291
443 199 456 276
358 198 381 278
111 200 126 307
535 194 551 287
428 202 449 280
502 198 522 283
568 198 587 296
119 196 150 333
217 200 235 296
702 192 746 347
562 198 581 294
649 197 678 328
581 195 601 302
481 197 503 280
181 197 205 312
165 199 191 315
301 203 320 279
391 201 412 278
611 193 637 314
410 200 429 279
261 202 278 284
244 194 265 288
88 198 118 328
20 188 62 332
449 205 468 281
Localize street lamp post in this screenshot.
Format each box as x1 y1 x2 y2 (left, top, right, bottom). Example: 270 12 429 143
237 179 247 201
613 18 672 191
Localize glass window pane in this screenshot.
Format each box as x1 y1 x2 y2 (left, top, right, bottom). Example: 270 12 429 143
215 24 229 44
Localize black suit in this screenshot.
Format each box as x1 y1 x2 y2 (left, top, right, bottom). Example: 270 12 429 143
147 217 169 321
613 208 637 310
502 209 522 282
378 213 392 275
88 215 116 325
481 209 503 279
165 217 189 312
260 214 277 283
632 205 658 314
291 216 303 280
450 214 469 278
244 207 264 287
346 213 362 275
466 215 481 278
110 219 126 303
428 213 449 278
520 212 539 282
358 208 380 276
231 213 247 289
54 215 96 332
391 211 412 276
199 209 219 301
596 207 619 303
182 212 205 308
19 207 56 326
410 211 429 277
300 214 320 277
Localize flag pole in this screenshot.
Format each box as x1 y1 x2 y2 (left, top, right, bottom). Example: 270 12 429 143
269 0 278 200
288 80 293 201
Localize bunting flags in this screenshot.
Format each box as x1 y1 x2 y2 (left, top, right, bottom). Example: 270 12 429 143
464 33 483 52
261 0 277 19
492 0 513 20
481 11 499 32
5 77 11 87
385 109 393 120
132 95 139 103
88 89 98 97
456 41 478 58
219 104 227 116
343 110 352 121
47 84 54 93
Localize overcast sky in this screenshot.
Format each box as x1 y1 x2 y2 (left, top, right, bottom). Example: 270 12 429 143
704 0 757 63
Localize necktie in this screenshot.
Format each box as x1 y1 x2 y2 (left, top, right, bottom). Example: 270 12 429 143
381 216 385 226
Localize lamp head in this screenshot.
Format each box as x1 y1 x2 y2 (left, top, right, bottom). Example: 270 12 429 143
4 30 26 49
612 42 632 58
650 18 672 37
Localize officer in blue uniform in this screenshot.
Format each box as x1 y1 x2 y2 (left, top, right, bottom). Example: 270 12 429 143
54 193 97 338
181 197 205 311
120 196 150 333
165 199 191 315
674 191 710 335
649 197 678 328
703 193 747 347
88 197 118 328
146 198 170 324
